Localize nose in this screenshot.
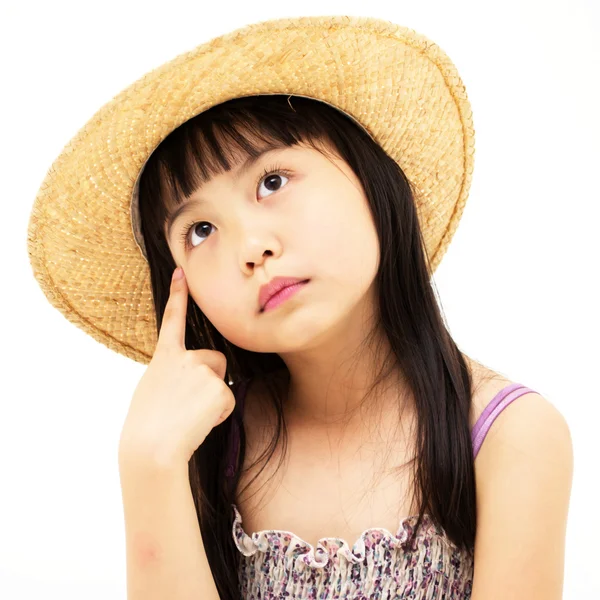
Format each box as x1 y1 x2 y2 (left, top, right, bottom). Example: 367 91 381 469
244 248 274 271
239 230 282 273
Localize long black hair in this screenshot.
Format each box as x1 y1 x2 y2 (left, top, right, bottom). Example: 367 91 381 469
137 94 483 599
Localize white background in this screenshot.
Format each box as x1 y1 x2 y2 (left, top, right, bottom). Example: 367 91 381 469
2 0 598 598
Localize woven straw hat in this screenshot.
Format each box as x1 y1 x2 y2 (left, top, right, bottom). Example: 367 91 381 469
26 15 475 366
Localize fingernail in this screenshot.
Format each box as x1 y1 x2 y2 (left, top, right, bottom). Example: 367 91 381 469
173 267 184 280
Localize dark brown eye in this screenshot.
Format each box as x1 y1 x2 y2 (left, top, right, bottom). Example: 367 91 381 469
193 223 213 238
264 174 284 191
258 172 289 198
180 220 215 249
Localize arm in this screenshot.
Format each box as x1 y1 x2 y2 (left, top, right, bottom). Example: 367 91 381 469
471 392 574 599
118 452 221 600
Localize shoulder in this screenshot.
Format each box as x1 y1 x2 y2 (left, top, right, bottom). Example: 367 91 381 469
473 383 573 497
469 367 574 598
466 358 556 440
467 357 573 515
470 361 573 476
474 382 573 510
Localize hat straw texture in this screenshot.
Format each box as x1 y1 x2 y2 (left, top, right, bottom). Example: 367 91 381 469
27 15 475 364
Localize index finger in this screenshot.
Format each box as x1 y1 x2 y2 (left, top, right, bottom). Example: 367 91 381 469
156 268 189 352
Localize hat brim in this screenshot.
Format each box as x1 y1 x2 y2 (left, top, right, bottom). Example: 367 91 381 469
26 15 475 365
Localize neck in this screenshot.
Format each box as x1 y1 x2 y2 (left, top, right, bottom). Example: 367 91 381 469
276 306 412 432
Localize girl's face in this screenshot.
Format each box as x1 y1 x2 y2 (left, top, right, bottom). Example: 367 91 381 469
164 140 380 353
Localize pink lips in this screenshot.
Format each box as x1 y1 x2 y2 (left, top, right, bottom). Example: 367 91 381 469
259 277 310 313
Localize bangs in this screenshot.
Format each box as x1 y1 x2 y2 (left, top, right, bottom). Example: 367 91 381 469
153 95 337 221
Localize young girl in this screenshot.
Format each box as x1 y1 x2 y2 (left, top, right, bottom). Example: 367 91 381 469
26 16 572 600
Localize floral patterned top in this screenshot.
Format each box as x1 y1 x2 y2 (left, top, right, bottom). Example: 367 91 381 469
225 380 537 599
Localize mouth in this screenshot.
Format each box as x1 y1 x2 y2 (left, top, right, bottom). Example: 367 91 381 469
260 279 310 313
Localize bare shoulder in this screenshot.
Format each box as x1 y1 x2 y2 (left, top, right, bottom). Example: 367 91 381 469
467 356 540 431
472 368 573 478
465 356 572 460
465 356 573 499
465 360 574 598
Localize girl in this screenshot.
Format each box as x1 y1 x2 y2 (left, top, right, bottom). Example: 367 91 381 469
26 16 573 600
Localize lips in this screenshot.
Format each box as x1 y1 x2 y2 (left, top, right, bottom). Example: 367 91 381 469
259 276 310 311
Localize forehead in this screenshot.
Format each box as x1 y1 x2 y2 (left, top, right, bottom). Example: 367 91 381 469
166 131 333 202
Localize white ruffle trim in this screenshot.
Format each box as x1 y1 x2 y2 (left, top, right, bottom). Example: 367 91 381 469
231 503 444 569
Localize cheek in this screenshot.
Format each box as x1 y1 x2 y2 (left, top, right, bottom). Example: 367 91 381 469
189 279 254 344
191 279 235 322
302 194 379 283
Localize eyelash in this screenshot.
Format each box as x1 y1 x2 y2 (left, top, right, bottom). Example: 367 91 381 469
178 163 293 250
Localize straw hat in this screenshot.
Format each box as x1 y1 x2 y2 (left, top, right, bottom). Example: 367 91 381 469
26 15 475 366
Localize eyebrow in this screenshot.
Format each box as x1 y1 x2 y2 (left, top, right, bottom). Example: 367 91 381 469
165 145 285 243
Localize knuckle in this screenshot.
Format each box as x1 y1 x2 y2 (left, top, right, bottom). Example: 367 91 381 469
181 351 199 367
195 361 214 377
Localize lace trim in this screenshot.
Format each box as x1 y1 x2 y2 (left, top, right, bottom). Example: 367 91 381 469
231 503 451 568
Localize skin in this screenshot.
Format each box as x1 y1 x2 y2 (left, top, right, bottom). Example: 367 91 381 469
164 138 407 439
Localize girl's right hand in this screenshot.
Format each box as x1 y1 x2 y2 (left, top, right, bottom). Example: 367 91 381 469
118 267 236 467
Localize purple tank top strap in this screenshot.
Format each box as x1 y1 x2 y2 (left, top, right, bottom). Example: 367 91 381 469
471 382 537 459
225 378 251 479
